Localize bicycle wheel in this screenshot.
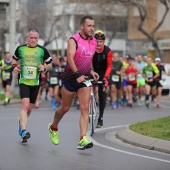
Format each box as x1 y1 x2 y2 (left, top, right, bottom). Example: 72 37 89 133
89 96 94 137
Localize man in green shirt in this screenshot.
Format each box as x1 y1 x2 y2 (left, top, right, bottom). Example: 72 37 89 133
0 52 13 105
12 29 52 143
142 57 159 108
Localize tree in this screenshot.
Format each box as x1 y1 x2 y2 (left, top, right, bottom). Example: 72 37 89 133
118 0 170 58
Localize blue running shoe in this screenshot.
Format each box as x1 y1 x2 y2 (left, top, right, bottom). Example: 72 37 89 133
111 102 116 109
18 118 22 136
116 101 121 109
52 101 57 110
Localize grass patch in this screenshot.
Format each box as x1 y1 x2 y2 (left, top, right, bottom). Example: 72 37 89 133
0 94 20 100
130 116 170 141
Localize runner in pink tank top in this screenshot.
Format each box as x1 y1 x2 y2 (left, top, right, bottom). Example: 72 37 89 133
49 16 99 150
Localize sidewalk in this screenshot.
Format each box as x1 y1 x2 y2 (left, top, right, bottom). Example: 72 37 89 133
116 127 170 154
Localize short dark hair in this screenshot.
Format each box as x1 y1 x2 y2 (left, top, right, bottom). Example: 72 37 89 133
27 28 39 36
80 15 94 25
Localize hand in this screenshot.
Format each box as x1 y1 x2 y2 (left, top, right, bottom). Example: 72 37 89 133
149 78 153 82
116 71 121 75
76 75 88 83
38 63 45 72
13 65 20 75
103 77 109 87
90 70 99 81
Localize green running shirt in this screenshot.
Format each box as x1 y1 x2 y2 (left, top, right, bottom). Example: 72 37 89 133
13 44 52 86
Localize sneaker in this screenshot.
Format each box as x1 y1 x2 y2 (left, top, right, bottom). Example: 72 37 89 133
18 118 22 136
156 103 160 108
7 97 11 104
35 102 39 108
96 119 103 128
137 99 142 106
3 101 8 106
52 104 56 110
145 100 150 108
21 130 31 143
48 123 59 145
77 136 93 150
111 102 116 109
127 101 132 107
116 101 120 109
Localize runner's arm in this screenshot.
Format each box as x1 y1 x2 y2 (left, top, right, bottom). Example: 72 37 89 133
152 64 160 79
67 38 78 73
104 50 112 78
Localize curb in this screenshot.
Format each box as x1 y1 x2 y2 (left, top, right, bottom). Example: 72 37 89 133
116 127 170 154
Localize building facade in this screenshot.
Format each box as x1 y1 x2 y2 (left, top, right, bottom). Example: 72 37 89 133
127 0 170 62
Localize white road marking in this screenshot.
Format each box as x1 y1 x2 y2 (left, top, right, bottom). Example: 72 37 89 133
87 125 170 164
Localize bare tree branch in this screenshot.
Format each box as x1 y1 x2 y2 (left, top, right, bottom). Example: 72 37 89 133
151 0 169 36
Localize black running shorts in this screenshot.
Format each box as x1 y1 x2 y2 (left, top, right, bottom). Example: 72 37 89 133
19 84 40 104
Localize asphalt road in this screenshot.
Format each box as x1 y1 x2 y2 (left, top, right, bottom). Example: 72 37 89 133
0 98 170 170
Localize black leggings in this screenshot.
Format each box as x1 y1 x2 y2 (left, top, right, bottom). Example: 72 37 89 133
98 84 107 121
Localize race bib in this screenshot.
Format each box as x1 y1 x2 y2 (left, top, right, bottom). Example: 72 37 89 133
50 77 58 84
146 71 153 78
23 66 37 79
59 79 62 86
83 80 92 87
128 74 135 81
112 75 119 82
3 72 10 80
159 80 164 86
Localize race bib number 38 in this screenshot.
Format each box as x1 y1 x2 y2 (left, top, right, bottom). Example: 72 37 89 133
23 66 37 79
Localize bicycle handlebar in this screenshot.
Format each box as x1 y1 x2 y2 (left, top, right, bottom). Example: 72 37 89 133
89 79 103 84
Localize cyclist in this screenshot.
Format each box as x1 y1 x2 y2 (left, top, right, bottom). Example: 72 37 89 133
124 54 140 107
47 54 60 110
0 52 13 105
92 30 112 128
154 57 166 108
109 52 123 109
135 55 146 105
48 16 99 150
12 29 52 143
142 57 159 108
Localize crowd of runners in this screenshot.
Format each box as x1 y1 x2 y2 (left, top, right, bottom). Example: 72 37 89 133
0 15 170 150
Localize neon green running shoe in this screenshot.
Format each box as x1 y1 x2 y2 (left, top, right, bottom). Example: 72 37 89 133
48 123 59 145
77 136 93 150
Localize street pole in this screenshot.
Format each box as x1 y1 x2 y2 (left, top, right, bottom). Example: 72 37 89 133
9 0 16 97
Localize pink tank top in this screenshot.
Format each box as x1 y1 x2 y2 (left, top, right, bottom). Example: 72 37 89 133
63 33 97 80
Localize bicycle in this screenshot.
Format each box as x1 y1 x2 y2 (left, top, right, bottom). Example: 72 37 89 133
88 79 104 136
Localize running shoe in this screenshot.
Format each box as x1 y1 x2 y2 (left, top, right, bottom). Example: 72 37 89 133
8 97 11 104
21 130 31 143
52 101 57 110
96 119 103 128
156 103 160 108
111 102 116 109
18 118 22 136
77 136 93 150
145 100 150 108
48 123 59 145
137 99 142 106
35 102 39 108
116 101 121 109
127 101 132 107
3 101 8 106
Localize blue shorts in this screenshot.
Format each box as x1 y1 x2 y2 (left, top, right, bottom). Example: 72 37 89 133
122 79 127 87
62 80 87 92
